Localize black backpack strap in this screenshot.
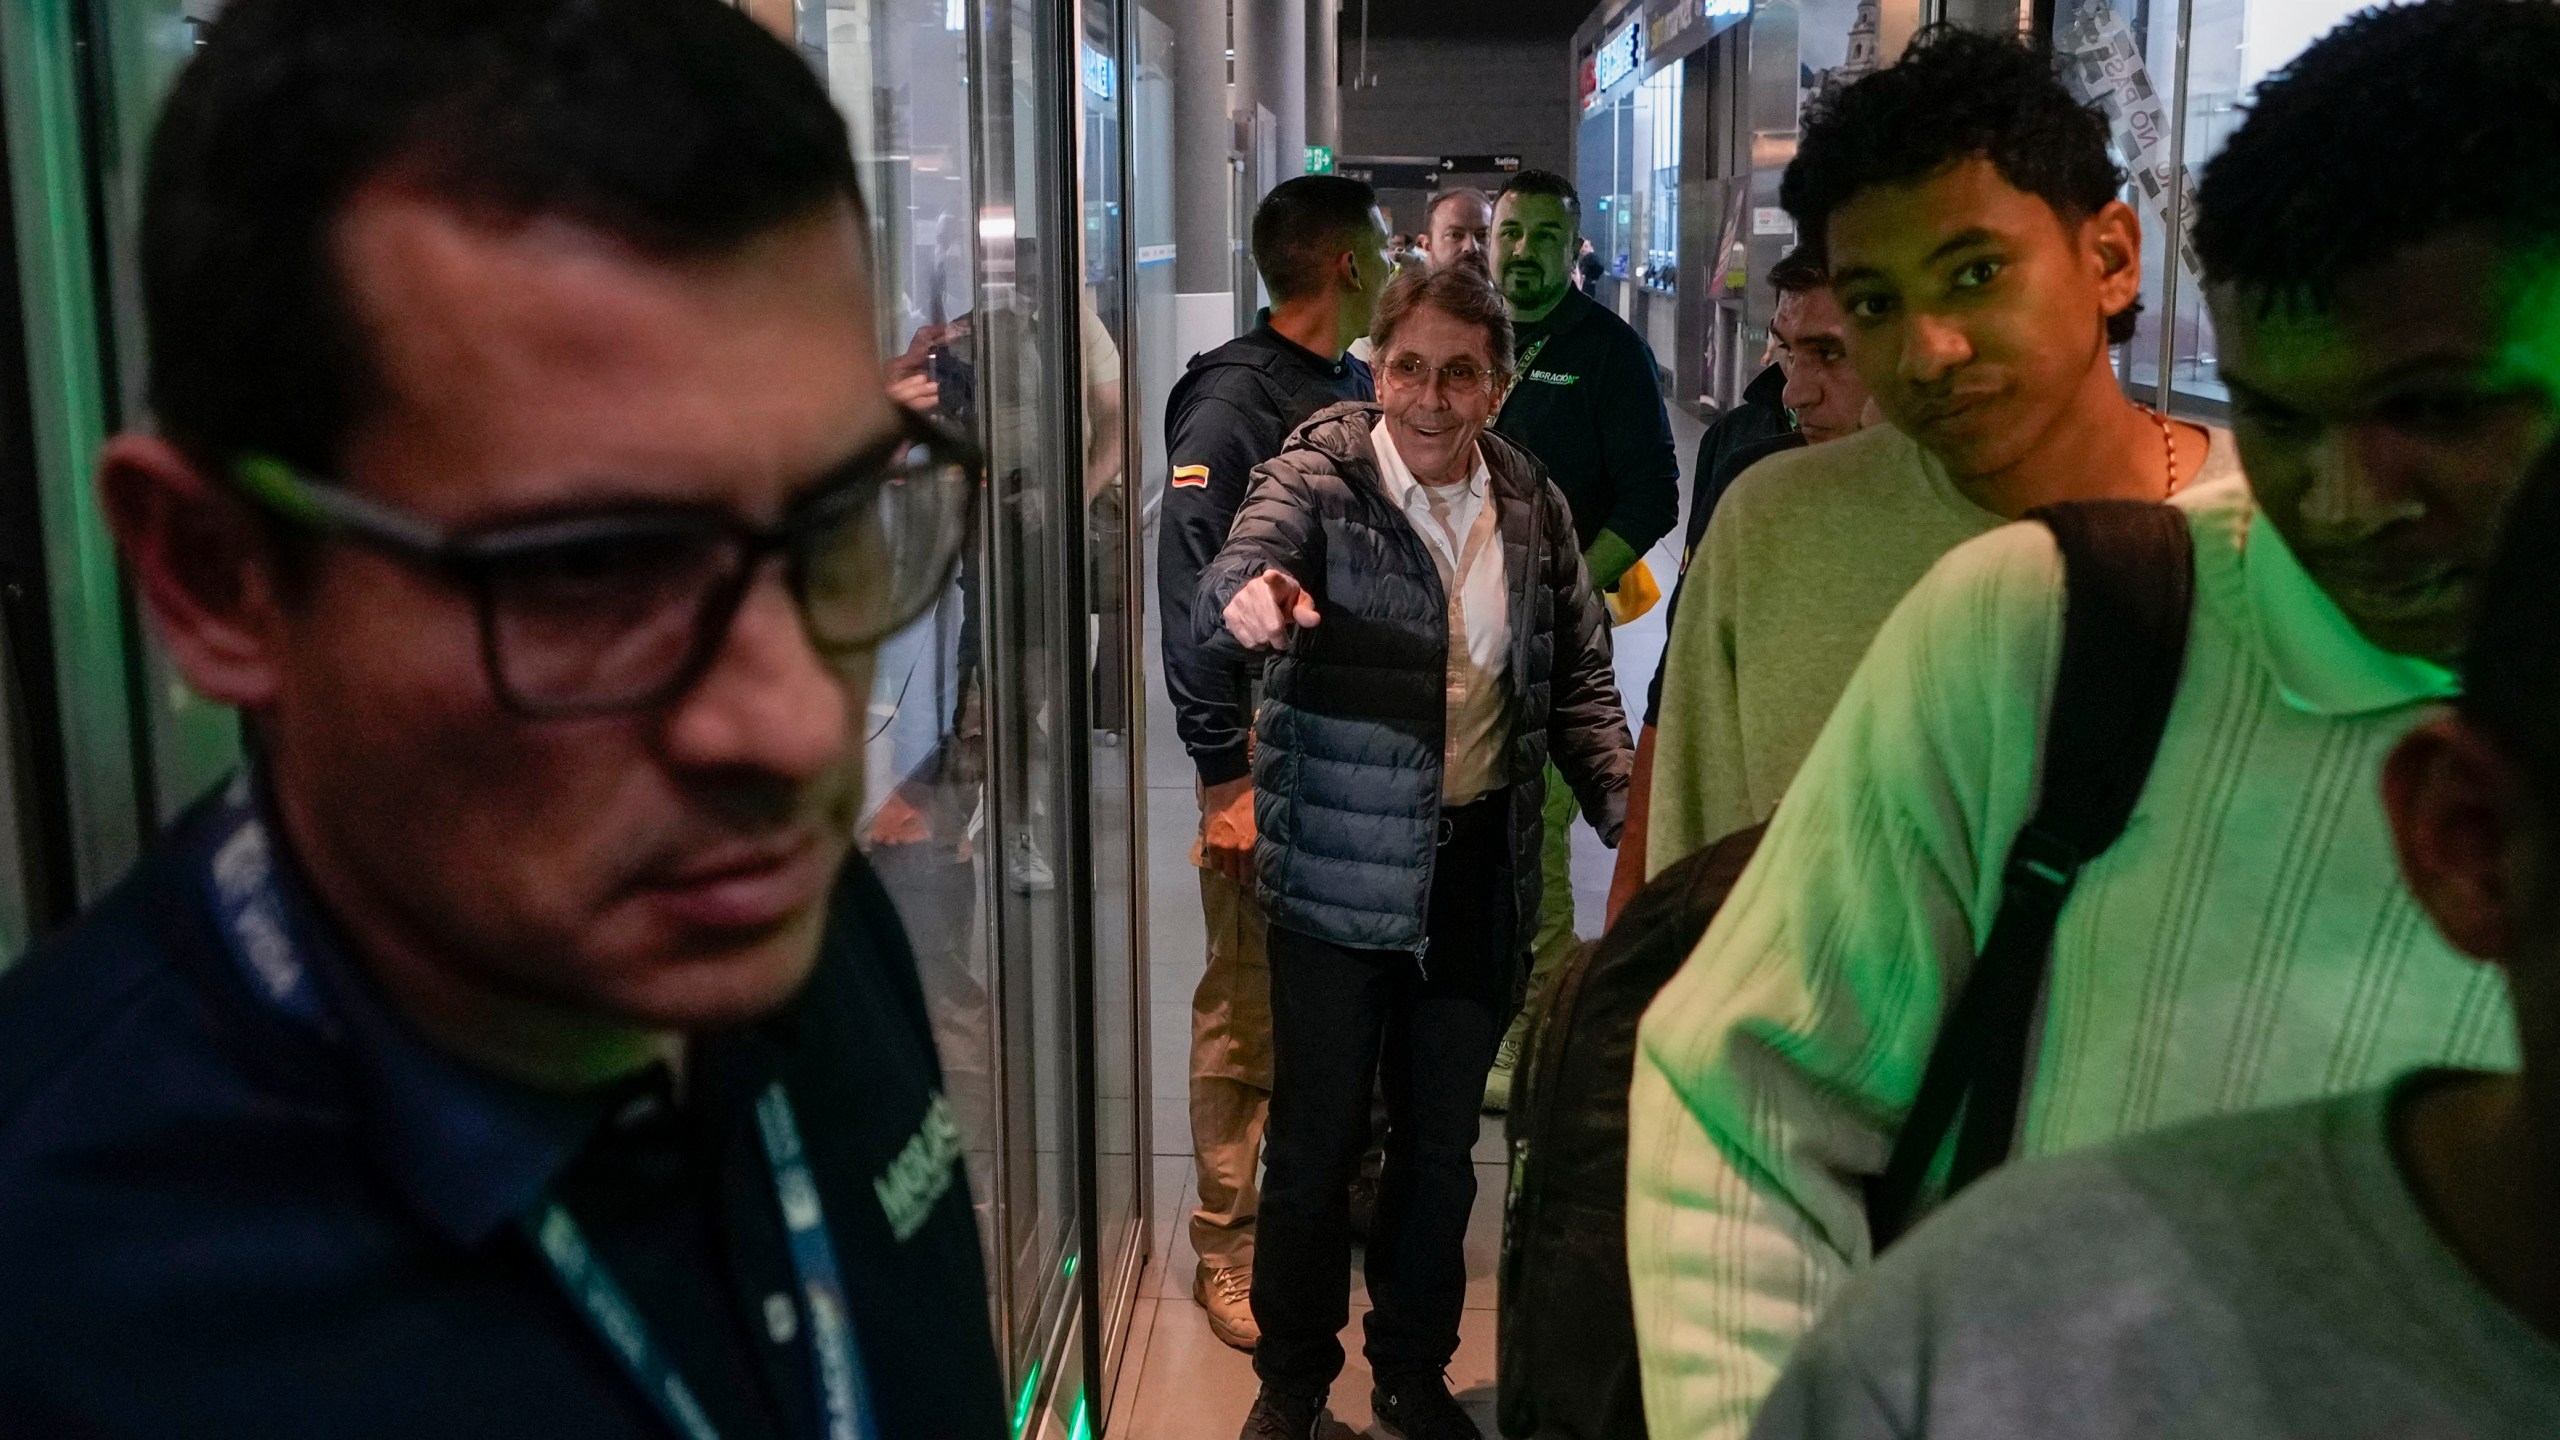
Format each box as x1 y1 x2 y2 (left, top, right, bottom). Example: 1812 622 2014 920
1867 500 2196 1248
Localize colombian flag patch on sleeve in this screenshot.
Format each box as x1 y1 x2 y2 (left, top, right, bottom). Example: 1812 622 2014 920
1172 464 1210 488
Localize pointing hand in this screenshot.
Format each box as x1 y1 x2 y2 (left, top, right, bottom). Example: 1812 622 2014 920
1224 569 1322 651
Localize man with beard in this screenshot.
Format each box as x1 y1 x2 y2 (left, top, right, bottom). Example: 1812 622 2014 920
1482 168 1681 1110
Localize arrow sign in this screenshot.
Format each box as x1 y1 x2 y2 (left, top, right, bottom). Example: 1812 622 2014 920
1339 162 1444 189
1439 154 1524 174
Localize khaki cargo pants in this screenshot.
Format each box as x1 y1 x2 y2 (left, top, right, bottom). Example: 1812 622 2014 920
1190 856 1273 1270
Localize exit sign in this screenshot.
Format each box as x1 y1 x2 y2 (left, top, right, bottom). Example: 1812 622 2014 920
1305 145 1335 174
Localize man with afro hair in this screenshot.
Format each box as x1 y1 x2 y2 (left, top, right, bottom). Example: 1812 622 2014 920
1632 4 2560 1434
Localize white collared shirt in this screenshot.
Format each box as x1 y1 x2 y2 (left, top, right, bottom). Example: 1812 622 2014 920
1373 419 1510 805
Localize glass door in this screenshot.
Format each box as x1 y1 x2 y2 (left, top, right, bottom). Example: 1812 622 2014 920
824 0 1145 1430
1075 0 1152 1411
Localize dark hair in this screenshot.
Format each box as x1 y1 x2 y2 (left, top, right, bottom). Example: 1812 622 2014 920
1251 174 1382 303
143 0 864 477
1426 186 1492 228
1496 170 1581 226
1769 245 1828 296
2460 440 2560 802
1781 26 2137 345
2195 0 2560 319
1371 265 1516 381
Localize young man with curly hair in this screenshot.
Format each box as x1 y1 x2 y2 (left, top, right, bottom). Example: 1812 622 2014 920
1645 28 2239 867
1750 43 2560 1416
1630 3 2560 1434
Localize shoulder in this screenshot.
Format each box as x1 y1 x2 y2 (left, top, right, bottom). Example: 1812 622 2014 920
1706 426 1939 562
0 842 324 1317
1171 341 1289 413
1167 374 1267 436
0 844 238 1143
1478 424 1548 489
1828 1095 2352 1345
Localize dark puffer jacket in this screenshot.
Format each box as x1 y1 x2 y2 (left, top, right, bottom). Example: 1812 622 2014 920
1195 401 1633 958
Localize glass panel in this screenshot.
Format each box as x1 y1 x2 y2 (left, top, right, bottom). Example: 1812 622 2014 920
86 0 243 821
1642 63 1683 293
1606 92 1637 287
0 0 144 903
1075 0 1148 1367
830 0 1010 1345
2055 0 2365 418
970 0 1087 1375
1 618 25 958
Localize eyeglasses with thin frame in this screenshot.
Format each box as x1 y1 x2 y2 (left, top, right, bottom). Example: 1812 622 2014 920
227 410 980 718
1379 354 1498 395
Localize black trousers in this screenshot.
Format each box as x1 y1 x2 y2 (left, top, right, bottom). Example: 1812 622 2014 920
1252 792 1518 1394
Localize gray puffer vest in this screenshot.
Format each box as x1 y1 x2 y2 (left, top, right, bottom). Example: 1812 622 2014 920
1195 402 1633 958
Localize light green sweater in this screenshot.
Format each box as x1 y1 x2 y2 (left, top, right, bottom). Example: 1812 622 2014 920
1628 475 2517 1440
1647 422 2243 867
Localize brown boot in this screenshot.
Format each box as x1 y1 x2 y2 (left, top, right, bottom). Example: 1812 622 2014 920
1193 1261 1260 1351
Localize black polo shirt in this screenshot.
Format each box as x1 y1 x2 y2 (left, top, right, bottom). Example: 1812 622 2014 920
0 791 1006 1440
1493 284 1681 560
1157 314 1373 786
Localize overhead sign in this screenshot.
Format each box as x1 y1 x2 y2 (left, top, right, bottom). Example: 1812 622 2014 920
1648 0 1749 70
1591 20 1644 95
1338 160 1444 189
1439 154 1523 174
1305 145 1336 174
1080 41 1114 100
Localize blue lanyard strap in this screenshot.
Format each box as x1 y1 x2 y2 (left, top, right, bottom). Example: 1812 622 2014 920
524 1083 879 1440
196 778 877 1440
527 1204 725 1440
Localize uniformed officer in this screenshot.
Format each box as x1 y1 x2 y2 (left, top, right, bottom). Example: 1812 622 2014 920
1483 168 1683 1113
1157 173 1390 1351
0 3 1004 1436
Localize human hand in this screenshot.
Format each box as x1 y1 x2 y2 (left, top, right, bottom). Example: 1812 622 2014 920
866 789 930 847
1223 569 1320 651
887 370 941 416
1199 776 1256 886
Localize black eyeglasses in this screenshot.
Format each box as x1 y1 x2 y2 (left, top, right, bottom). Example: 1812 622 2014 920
229 411 979 718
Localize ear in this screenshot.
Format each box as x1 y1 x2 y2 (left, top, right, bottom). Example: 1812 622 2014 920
97 433 291 711
1336 244 1369 294
2085 198 2144 325
2382 714 2537 963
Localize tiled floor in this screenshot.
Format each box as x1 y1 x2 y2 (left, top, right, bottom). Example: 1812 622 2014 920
1109 404 1707 1438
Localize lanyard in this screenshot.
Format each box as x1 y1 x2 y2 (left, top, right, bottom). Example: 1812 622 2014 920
522 1083 878 1440
196 779 879 1440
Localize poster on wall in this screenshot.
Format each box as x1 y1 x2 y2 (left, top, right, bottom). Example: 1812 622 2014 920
2056 0 2201 284
1797 0 1883 118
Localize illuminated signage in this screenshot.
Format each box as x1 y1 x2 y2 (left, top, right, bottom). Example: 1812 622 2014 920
1701 0 1749 18
1081 42 1115 100
1591 21 1643 93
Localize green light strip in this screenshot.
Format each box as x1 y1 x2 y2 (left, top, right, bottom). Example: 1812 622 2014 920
1010 1357 1043 1439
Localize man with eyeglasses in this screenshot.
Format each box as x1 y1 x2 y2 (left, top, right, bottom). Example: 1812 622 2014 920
1482 168 1682 1112
0 2 1004 1437
1160 173 1389 1352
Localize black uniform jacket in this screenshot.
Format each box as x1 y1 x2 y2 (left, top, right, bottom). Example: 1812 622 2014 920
1492 285 1681 560
1158 316 1373 786
0 791 1007 1440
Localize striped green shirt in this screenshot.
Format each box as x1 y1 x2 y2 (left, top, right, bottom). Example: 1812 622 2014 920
1627 474 2517 1440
